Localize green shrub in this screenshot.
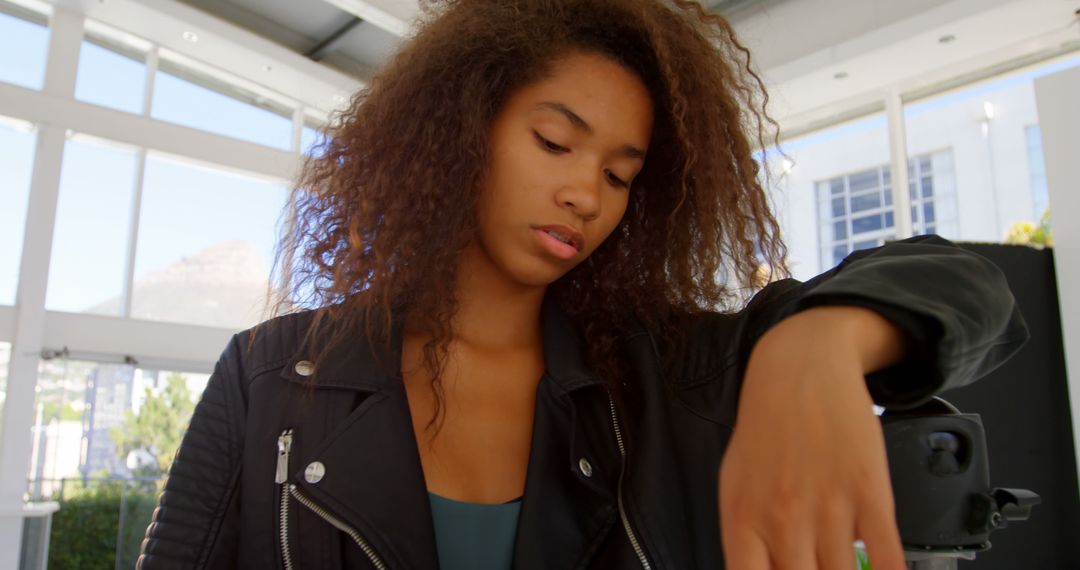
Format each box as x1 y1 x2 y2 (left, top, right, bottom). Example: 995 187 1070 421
46 481 158 570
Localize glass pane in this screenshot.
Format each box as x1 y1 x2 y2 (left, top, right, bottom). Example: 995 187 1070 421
832 245 848 266
1025 125 1049 218
27 358 95 492
0 118 36 305
0 8 48 89
132 154 287 329
920 176 934 198
829 179 844 195
848 170 879 193
884 211 894 228
833 221 847 240
850 192 881 213
26 358 208 568
301 119 327 156
75 38 146 114
852 215 883 234
853 239 879 251
904 54 1080 241
831 197 846 218
46 137 138 315
924 203 936 224
151 65 293 150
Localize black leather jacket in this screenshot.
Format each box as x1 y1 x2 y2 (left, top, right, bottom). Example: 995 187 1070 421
137 235 1028 569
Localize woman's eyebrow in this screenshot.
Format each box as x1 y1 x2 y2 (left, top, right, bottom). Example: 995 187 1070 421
535 101 646 159
536 101 592 133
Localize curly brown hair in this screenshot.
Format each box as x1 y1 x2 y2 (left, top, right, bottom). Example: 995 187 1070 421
267 0 787 432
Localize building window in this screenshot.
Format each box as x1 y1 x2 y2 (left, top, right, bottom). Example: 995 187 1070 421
817 150 950 269
0 115 37 305
1026 124 1049 219
46 135 139 315
150 53 294 151
0 1 49 90
130 152 287 329
75 25 150 115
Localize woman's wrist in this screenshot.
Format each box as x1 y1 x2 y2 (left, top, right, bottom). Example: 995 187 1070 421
752 305 910 375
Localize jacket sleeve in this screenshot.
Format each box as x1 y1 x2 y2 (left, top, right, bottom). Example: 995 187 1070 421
740 234 1029 408
136 333 247 569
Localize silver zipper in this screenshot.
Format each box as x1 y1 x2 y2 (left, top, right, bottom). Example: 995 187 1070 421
276 429 295 570
608 395 654 570
288 484 389 570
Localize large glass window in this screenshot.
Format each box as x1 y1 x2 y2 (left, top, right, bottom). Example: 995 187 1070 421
151 55 294 150
0 2 49 90
0 116 37 305
27 356 209 568
903 54 1080 242
815 150 952 269
45 135 139 315
131 153 287 329
74 30 148 114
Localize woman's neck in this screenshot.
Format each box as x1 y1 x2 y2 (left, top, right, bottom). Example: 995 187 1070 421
450 246 545 350
406 244 546 351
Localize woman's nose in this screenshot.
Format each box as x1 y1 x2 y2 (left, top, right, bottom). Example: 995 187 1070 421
555 171 602 221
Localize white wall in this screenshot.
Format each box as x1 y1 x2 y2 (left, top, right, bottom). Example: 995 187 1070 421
1034 64 1080 495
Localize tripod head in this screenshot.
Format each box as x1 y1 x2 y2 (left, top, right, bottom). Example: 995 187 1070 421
882 398 1039 569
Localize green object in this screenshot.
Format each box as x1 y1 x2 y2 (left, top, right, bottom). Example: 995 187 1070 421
856 544 873 570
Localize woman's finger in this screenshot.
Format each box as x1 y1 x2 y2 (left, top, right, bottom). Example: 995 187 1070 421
857 500 907 570
817 534 859 570
767 529 815 570
720 523 771 570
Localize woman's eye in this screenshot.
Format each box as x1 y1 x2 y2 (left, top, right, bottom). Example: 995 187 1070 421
606 170 629 188
534 132 567 154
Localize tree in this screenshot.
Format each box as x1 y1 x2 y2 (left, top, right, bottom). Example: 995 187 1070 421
109 373 196 477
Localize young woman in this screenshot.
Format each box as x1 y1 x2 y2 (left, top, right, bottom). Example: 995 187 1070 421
137 1 1027 569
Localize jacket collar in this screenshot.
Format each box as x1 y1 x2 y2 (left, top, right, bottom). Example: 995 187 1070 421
281 294 608 394
277 294 627 569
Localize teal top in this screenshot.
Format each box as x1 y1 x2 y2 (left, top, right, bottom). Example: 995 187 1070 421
428 492 522 570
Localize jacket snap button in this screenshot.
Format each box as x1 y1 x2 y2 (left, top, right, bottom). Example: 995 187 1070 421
304 461 326 483
578 458 593 478
294 360 314 377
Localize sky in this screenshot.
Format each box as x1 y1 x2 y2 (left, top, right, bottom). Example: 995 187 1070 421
0 11 320 318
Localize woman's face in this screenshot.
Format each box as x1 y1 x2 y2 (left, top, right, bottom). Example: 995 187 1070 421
470 50 654 290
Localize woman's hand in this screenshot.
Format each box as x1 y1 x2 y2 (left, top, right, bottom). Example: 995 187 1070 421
719 306 909 570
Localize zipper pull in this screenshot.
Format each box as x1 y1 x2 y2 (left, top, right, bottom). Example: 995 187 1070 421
276 428 293 484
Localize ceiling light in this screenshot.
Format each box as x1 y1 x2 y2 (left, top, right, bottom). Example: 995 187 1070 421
938 34 956 44
833 71 849 80
182 31 199 43
983 101 995 120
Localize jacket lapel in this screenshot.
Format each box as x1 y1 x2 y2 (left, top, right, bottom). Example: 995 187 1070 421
279 320 439 569
511 298 624 569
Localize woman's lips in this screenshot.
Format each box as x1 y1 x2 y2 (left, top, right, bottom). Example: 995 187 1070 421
532 225 583 260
